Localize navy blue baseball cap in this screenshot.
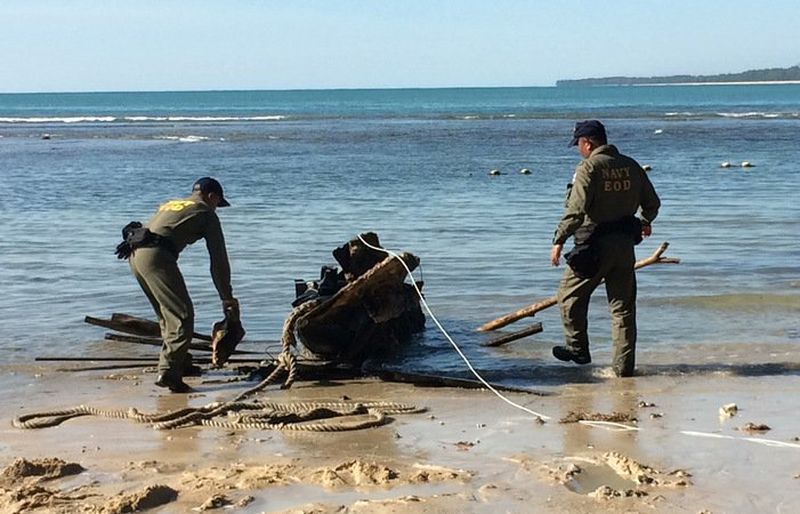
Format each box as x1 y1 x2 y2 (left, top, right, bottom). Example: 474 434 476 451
569 120 606 146
193 177 230 207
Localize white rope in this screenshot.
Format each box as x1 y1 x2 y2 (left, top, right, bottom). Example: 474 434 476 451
358 235 551 421
358 235 800 452
681 430 800 449
578 420 640 432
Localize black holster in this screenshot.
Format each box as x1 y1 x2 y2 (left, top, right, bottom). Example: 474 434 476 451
564 216 642 279
115 221 177 260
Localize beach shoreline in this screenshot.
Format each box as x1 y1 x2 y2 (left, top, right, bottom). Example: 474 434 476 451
2 360 799 513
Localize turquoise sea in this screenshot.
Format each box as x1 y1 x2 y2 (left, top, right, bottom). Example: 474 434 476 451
1 85 798 384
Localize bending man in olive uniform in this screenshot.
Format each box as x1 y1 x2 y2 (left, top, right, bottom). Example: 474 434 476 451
129 177 238 392
550 121 660 377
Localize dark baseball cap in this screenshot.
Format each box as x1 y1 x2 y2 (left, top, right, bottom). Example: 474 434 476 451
569 120 606 146
192 177 230 207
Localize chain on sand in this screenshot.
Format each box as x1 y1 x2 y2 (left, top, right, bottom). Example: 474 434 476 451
13 301 424 432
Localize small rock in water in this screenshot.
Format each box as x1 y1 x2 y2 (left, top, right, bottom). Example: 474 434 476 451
719 403 738 417
654 129 663 134
519 168 531 175
489 169 502 176
738 422 771 433
720 161 731 168
642 164 652 171
740 161 754 168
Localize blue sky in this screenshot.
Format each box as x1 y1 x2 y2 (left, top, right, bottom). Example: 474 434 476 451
2 0 797 92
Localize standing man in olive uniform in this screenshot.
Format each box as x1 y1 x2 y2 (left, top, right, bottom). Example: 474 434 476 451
129 177 238 392
550 121 660 377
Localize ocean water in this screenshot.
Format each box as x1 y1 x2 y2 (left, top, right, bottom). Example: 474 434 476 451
1 85 798 385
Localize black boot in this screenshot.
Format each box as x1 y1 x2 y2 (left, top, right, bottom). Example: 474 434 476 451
155 370 192 393
552 346 591 365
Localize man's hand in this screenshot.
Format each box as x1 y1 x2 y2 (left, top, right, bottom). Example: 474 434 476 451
550 244 563 266
641 224 652 238
222 297 239 312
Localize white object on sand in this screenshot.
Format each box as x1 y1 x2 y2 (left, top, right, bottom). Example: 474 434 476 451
719 403 738 417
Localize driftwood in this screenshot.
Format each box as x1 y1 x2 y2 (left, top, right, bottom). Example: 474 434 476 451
35 356 263 363
57 363 157 372
477 242 680 332
374 370 552 396
85 313 212 342
103 333 261 355
482 322 543 347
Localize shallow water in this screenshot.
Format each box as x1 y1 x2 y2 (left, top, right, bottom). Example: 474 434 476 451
1 86 798 383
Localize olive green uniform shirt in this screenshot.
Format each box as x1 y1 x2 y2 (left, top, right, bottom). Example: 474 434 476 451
553 144 660 245
145 192 233 301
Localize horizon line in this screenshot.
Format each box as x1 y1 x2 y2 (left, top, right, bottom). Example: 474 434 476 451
4 80 800 95
0 84 558 95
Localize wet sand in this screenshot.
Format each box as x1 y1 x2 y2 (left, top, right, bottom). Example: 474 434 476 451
2 360 800 513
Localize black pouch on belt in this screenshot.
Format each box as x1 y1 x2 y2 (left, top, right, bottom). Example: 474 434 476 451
115 222 176 259
564 243 600 279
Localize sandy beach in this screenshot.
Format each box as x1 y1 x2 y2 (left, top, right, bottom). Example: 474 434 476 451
2 348 800 514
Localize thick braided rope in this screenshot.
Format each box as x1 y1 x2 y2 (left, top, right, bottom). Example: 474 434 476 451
13 404 225 429
199 408 387 432
13 399 421 431
13 299 421 432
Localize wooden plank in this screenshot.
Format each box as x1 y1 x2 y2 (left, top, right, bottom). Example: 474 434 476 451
84 313 212 342
35 356 263 363
104 333 264 355
374 370 552 396
482 323 543 347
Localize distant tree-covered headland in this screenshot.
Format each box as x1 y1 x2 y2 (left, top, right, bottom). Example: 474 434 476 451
556 65 800 86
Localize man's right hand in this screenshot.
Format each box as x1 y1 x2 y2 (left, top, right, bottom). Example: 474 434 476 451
222 297 239 312
641 224 652 238
550 244 563 266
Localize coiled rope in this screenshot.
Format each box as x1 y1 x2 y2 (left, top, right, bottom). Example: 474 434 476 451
13 298 423 432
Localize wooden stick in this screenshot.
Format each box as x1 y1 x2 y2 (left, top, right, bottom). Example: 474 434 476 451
35 357 264 363
84 314 212 342
477 242 680 332
57 363 156 372
482 323 543 347
102 333 263 355
373 370 552 396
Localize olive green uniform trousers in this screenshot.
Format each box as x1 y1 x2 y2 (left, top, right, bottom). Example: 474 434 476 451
129 247 194 375
557 234 637 376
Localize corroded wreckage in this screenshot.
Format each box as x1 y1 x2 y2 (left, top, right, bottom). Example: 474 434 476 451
289 232 425 363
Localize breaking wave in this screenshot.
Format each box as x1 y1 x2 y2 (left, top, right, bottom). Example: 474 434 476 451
0 115 288 124
666 111 798 119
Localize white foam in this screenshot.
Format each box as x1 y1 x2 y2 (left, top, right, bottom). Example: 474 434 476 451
0 115 287 124
0 116 116 123
155 135 210 143
717 112 780 118
124 115 286 122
